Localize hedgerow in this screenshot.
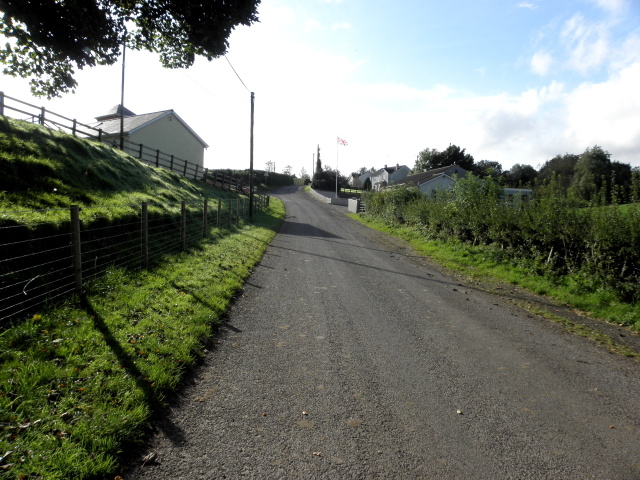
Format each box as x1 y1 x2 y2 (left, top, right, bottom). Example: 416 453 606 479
362 174 640 305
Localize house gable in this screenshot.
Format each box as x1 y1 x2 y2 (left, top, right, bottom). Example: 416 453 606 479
94 107 208 168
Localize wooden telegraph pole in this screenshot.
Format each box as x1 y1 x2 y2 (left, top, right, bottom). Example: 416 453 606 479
249 92 255 218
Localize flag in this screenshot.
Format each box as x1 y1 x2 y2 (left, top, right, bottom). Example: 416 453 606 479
337 137 348 146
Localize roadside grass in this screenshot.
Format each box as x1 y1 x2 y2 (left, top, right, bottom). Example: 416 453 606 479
352 213 640 335
0 199 285 479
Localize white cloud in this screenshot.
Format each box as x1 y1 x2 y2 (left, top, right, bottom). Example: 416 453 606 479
517 2 537 9
560 13 610 74
530 50 553 75
331 22 351 30
563 62 640 160
589 0 625 14
305 19 321 31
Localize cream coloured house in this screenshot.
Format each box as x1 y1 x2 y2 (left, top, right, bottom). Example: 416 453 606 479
94 105 208 169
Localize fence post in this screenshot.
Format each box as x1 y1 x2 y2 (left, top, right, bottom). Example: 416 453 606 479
156 149 160 167
181 201 187 250
139 143 143 159
98 128 102 142
0 91 4 116
203 168 208 182
170 155 174 172
40 107 45 125
72 119 77 136
202 198 208 238
183 159 188 177
141 202 149 269
194 164 200 180
70 205 82 292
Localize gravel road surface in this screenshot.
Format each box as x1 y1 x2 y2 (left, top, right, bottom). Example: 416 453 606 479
124 186 640 479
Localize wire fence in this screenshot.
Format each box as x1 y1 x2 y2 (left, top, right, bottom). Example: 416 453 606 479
0 196 269 325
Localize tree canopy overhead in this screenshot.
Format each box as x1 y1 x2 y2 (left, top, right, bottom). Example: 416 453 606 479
0 0 261 97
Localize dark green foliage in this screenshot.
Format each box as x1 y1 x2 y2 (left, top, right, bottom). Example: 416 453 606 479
312 169 344 191
363 175 640 307
538 153 579 190
414 144 475 172
0 0 261 97
504 163 537 187
473 160 503 179
570 145 612 203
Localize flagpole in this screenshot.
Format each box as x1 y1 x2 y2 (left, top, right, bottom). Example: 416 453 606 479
335 136 339 198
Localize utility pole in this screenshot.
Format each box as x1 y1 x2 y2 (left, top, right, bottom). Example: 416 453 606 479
249 92 255 218
119 40 126 151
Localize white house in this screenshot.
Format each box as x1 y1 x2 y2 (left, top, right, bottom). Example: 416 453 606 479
350 171 373 189
94 105 209 169
370 164 411 191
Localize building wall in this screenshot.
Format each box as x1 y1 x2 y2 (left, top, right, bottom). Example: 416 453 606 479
418 175 456 196
389 166 411 184
130 114 205 168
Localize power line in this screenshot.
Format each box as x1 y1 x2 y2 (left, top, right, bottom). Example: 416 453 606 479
224 55 251 93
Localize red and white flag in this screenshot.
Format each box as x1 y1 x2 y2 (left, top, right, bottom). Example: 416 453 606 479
337 137 348 146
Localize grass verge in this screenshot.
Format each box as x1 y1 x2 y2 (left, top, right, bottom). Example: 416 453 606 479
0 199 285 479
351 213 640 343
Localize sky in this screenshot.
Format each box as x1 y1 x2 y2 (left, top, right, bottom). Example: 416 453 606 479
2 0 640 178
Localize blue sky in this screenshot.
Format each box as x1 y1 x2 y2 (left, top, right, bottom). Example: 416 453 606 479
2 0 639 177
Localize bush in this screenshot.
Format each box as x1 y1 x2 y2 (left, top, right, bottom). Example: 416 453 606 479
361 176 640 305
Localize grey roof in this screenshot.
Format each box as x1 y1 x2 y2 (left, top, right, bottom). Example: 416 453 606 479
396 165 467 186
95 104 136 122
94 109 209 148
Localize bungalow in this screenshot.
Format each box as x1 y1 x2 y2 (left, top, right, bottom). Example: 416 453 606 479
94 105 209 169
396 165 468 196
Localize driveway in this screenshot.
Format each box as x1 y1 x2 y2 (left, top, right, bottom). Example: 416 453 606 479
125 185 640 479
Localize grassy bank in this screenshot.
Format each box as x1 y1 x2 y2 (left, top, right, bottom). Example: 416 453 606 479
0 117 286 478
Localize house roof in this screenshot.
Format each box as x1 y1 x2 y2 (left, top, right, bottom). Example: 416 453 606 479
397 165 467 186
95 104 136 122
94 108 209 148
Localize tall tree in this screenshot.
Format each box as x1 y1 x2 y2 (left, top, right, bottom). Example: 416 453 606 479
414 144 475 172
473 160 503 179
570 145 612 202
611 160 632 203
439 144 475 171
538 153 579 191
0 0 261 97
505 163 537 187
414 147 439 172
315 144 322 175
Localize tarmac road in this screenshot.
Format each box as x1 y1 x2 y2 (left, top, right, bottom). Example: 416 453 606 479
124 185 640 479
